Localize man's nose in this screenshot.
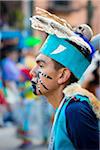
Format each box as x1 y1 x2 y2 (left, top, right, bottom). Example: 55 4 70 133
30 67 37 78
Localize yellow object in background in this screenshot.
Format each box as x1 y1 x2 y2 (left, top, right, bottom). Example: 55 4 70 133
24 56 36 69
25 81 38 100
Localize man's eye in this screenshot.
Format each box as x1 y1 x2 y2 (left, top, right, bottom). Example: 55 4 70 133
39 64 44 68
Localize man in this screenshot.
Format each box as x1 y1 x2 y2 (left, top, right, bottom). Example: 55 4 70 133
30 8 99 150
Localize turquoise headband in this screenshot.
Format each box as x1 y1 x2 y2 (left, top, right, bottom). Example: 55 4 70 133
40 35 90 79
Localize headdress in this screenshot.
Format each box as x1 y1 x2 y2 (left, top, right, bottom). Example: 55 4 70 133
30 7 96 79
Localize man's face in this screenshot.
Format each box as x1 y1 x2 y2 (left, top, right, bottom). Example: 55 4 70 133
30 53 60 96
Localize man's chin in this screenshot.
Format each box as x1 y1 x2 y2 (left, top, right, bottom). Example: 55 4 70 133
31 81 45 96
31 84 41 96
32 90 38 95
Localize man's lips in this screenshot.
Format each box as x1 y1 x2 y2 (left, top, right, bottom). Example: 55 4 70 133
31 80 37 93
31 80 37 85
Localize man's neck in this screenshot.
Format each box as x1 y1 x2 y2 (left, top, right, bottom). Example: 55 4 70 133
45 87 65 109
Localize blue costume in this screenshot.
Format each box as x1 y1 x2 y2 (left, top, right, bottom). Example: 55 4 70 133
49 94 99 150
39 34 100 150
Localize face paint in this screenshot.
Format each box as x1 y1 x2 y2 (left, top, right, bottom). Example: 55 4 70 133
39 71 52 79
38 86 42 94
31 69 40 95
39 78 49 90
31 80 37 95
31 70 53 95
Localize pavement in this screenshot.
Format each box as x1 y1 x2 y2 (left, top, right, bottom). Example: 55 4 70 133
0 126 48 150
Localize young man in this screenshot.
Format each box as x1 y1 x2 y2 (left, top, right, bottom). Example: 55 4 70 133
30 8 99 150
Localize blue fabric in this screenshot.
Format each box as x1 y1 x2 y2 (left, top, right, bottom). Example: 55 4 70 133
54 98 76 150
0 30 24 49
65 96 99 150
75 32 96 58
53 95 99 150
1 58 20 81
40 35 90 79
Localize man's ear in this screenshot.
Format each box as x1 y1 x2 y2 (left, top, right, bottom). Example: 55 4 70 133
58 68 71 84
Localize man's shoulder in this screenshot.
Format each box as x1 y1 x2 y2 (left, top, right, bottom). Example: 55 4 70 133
65 94 96 119
65 94 90 107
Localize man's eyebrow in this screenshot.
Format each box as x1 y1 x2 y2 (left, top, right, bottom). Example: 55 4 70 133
36 59 46 64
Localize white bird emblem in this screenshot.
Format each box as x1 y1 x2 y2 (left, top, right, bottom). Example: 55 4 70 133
51 45 66 55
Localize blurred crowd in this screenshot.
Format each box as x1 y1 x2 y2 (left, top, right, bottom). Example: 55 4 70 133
80 34 100 99
0 32 54 149
81 58 100 98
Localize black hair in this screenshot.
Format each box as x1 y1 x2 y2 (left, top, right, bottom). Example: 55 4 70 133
0 45 18 59
65 38 92 62
52 59 78 85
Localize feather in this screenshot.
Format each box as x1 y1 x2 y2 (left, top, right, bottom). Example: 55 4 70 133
70 36 92 53
30 7 94 54
36 7 72 30
30 15 75 38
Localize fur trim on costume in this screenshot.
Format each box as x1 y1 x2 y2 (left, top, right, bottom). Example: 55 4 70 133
63 83 100 119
